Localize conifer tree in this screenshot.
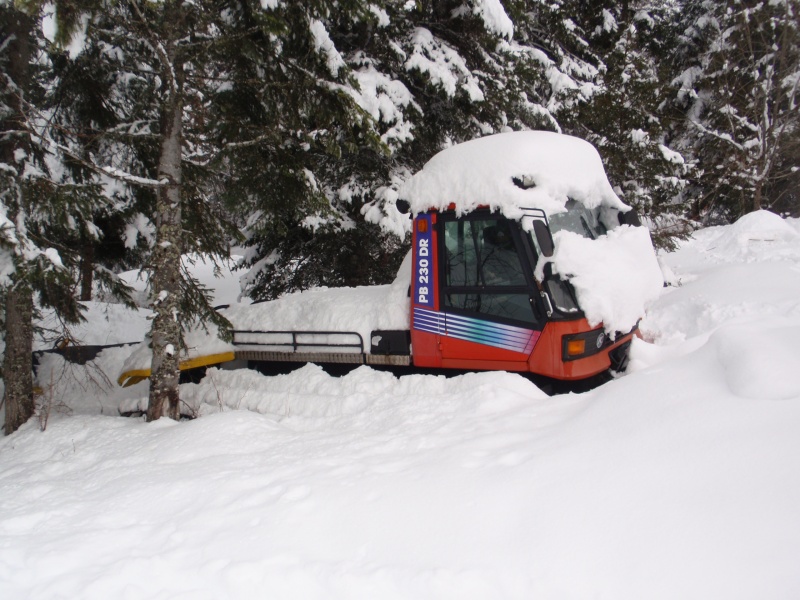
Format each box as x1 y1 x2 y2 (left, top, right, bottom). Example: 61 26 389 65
53 1 395 419
80 0 239 420
217 1 399 301
1 1 107 434
237 0 614 299
562 1 691 247
671 0 800 221
46 43 151 301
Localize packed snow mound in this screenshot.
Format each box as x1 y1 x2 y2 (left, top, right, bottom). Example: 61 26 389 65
713 210 799 261
35 302 151 350
117 253 411 376
216 251 410 353
728 209 798 241
119 321 235 374
545 225 664 334
11 328 800 599
37 346 147 415
120 362 547 421
640 261 800 344
713 318 800 401
640 215 800 344
399 131 628 218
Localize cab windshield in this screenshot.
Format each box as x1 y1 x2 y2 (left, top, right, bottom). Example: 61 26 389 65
548 199 607 240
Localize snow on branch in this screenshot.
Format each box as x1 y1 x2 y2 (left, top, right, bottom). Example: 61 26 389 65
129 0 179 100
405 28 484 101
46 136 168 188
309 19 346 78
471 0 514 40
687 118 744 151
222 132 279 150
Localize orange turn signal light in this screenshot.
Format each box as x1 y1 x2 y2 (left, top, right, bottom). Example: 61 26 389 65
417 219 428 233
566 339 586 356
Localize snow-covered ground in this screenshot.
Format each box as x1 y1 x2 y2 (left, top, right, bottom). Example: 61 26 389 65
2 211 800 599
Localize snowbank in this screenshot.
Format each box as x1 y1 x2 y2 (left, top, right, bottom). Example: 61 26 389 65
714 209 799 261
35 346 148 415
116 252 411 374
639 212 800 344
3 212 799 599
223 252 410 350
34 301 151 350
6 346 800 599
712 316 800 400
399 131 627 219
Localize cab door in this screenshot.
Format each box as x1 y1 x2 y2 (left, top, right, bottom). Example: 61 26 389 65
438 213 544 370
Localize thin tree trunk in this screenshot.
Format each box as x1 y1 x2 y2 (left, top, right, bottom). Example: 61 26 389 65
79 240 94 301
753 180 763 213
146 90 183 422
3 284 35 435
1 8 35 435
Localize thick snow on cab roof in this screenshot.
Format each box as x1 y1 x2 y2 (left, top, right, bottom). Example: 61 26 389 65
399 131 628 218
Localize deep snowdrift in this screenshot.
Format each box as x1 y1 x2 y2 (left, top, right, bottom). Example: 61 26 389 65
116 251 412 373
1 211 799 599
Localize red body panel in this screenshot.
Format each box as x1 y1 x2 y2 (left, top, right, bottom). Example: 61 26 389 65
409 330 441 368
440 336 533 363
412 315 631 379
529 319 633 380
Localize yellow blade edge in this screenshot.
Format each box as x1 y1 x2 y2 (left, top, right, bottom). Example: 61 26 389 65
116 351 236 387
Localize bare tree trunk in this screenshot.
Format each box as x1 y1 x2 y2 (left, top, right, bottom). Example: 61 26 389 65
3 284 35 435
752 180 764 211
79 240 94 301
146 89 183 422
1 8 35 435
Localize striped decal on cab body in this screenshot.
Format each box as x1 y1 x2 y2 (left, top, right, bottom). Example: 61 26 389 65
413 307 539 354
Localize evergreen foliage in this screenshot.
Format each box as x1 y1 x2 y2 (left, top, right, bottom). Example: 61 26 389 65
214 0 400 301
670 0 800 221
561 1 692 248
1 1 120 434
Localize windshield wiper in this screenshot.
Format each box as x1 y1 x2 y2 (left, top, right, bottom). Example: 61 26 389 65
580 216 595 239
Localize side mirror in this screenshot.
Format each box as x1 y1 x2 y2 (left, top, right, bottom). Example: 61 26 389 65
532 220 554 257
618 209 641 227
396 199 411 215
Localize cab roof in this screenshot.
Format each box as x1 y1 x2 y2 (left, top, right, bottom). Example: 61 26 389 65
398 131 628 219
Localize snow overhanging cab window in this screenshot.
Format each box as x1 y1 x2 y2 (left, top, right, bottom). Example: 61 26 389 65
441 215 538 325
549 199 608 239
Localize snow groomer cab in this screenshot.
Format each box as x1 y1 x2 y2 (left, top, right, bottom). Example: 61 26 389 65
397 131 663 381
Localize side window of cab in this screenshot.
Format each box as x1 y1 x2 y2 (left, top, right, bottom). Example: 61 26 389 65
441 216 538 325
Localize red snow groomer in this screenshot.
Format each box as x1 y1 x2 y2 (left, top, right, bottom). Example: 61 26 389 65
118 131 662 388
